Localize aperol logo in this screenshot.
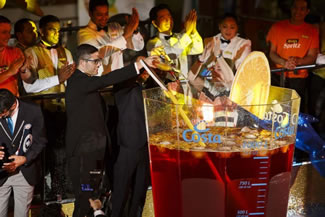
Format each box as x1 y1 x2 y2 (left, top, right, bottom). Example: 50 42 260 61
182 121 221 143
263 110 298 140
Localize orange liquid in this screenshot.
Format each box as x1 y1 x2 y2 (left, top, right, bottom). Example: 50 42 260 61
149 143 294 217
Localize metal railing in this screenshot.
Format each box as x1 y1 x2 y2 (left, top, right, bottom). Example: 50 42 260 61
271 64 325 87
19 64 325 101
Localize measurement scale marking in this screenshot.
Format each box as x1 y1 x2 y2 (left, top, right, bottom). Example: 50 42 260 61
251 183 267 186
249 212 265 215
253 156 269 160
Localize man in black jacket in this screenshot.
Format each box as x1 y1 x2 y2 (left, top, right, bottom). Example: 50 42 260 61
65 44 156 217
111 74 150 217
0 88 47 217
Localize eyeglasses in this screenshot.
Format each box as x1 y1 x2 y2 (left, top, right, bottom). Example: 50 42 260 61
83 58 102 64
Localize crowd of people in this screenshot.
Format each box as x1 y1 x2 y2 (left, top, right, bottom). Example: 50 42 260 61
0 0 324 216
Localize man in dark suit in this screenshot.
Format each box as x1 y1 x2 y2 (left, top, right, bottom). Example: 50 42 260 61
65 44 157 217
111 76 150 217
0 88 47 217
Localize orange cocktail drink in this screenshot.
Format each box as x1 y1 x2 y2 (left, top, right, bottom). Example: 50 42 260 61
143 52 300 217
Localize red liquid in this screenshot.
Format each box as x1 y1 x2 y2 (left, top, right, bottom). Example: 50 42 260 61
149 143 294 217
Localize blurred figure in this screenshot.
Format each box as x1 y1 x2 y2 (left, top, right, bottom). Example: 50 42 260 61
0 15 25 96
0 0 43 16
14 18 38 96
309 19 325 136
111 73 151 217
14 18 38 51
100 14 150 217
78 0 143 74
312 53 325 135
0 88 46 217
266 0 319 112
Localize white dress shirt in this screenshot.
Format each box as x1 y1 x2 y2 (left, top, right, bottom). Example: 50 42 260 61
23 46 73 93
213 33 251 69
146 31 203 80
8 100 19 131
78 20 144 72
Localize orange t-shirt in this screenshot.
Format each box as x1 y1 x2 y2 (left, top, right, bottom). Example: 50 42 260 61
0 46 23 96
267 20 319 78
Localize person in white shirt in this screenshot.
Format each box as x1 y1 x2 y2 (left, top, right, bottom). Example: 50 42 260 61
197 13 251 78
78 0 144 73
146 3 203 80
188 13 251 93
146 4 203 104
23 15 75 201
23 15 75 96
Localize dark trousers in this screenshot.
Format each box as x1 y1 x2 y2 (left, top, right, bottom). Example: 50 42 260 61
43 110 67 198
111 146 150 217
68 150 104 217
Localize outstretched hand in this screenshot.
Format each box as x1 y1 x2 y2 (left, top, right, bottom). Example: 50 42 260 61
123 8 139 40
184 9 197 35
136 56 160 69
58 63 75 83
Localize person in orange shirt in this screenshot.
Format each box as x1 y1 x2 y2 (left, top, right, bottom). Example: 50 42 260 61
0 16 25 96
266 0 319 111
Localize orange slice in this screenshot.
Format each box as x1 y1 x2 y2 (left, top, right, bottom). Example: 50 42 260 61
229 51 270 118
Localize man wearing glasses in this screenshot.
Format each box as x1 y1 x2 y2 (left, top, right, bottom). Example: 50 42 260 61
0 88 46 217
65 44 157 217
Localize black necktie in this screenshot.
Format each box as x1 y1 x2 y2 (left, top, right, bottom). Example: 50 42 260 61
220 38 230 44
164 34 173 40
97 26 108 32
46 45 59 50
41 41 58 50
